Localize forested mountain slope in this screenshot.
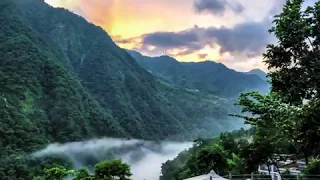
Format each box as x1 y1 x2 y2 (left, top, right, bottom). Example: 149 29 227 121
14 0 241 141
15 0 191 140
0 0 126 179
127 50 270 97
0 0 126 151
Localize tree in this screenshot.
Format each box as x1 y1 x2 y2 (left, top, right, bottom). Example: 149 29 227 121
74 168 92 180
304 158 320 175
296 98 320 164
238 143 262 173
232 91 301 179
195 144 228 175
227 153 246 174
264 0 320 104
263 0 320 164
43 167 74 180
94 159 132 180
160 128 256 180
34 159 132 180
219 132 238 156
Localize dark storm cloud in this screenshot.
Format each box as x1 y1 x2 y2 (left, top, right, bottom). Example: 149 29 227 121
193 0 244 15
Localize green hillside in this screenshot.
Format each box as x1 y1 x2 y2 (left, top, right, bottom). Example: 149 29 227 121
0 0 126 179
15 0 187 140
127 50 270 97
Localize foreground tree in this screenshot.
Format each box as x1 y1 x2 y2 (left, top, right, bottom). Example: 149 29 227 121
234 0 320 168
234 92 298 161
264 0 320 104
34 159 132 180
263 0 320 164
195 144 228 175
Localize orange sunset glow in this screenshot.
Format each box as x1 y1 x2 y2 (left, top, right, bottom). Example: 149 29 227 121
45 0 285 71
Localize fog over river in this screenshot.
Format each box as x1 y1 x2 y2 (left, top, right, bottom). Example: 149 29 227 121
31 138 193 180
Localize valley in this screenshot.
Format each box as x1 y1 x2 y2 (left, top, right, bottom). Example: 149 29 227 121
31 138 193 180
0 0 274 179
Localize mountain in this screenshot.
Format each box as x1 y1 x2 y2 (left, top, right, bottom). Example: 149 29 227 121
245 69 268 81
1 0 127 153
15 0 194 140
127 50 270 97
0 1 244 178
0 0 126 179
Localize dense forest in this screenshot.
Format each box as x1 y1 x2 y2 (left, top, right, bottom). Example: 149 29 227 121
160 0 320 179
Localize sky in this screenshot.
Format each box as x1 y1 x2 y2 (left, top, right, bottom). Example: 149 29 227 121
44 0 315 71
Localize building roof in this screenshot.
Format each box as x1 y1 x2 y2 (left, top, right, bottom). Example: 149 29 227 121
183 171 228 180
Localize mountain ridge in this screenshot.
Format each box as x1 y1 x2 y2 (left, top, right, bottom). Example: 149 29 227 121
127 49 270 97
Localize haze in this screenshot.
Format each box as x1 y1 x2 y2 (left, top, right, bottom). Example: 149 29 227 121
31 138 193 180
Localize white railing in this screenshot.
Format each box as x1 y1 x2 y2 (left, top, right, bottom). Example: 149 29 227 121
222 173 320 180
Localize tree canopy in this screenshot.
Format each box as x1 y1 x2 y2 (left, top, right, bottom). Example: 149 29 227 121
34 159 132 180
234 0 320 173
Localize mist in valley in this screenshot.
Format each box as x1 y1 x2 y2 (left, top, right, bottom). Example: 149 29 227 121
31 138 193 180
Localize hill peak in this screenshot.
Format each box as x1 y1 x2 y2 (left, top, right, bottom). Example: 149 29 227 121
245 69 267 81
248 69 266 73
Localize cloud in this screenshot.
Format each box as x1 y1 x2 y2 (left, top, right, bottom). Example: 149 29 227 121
193 0 244 16
142 30 201 49
121 19 271 59
205 21 271 56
